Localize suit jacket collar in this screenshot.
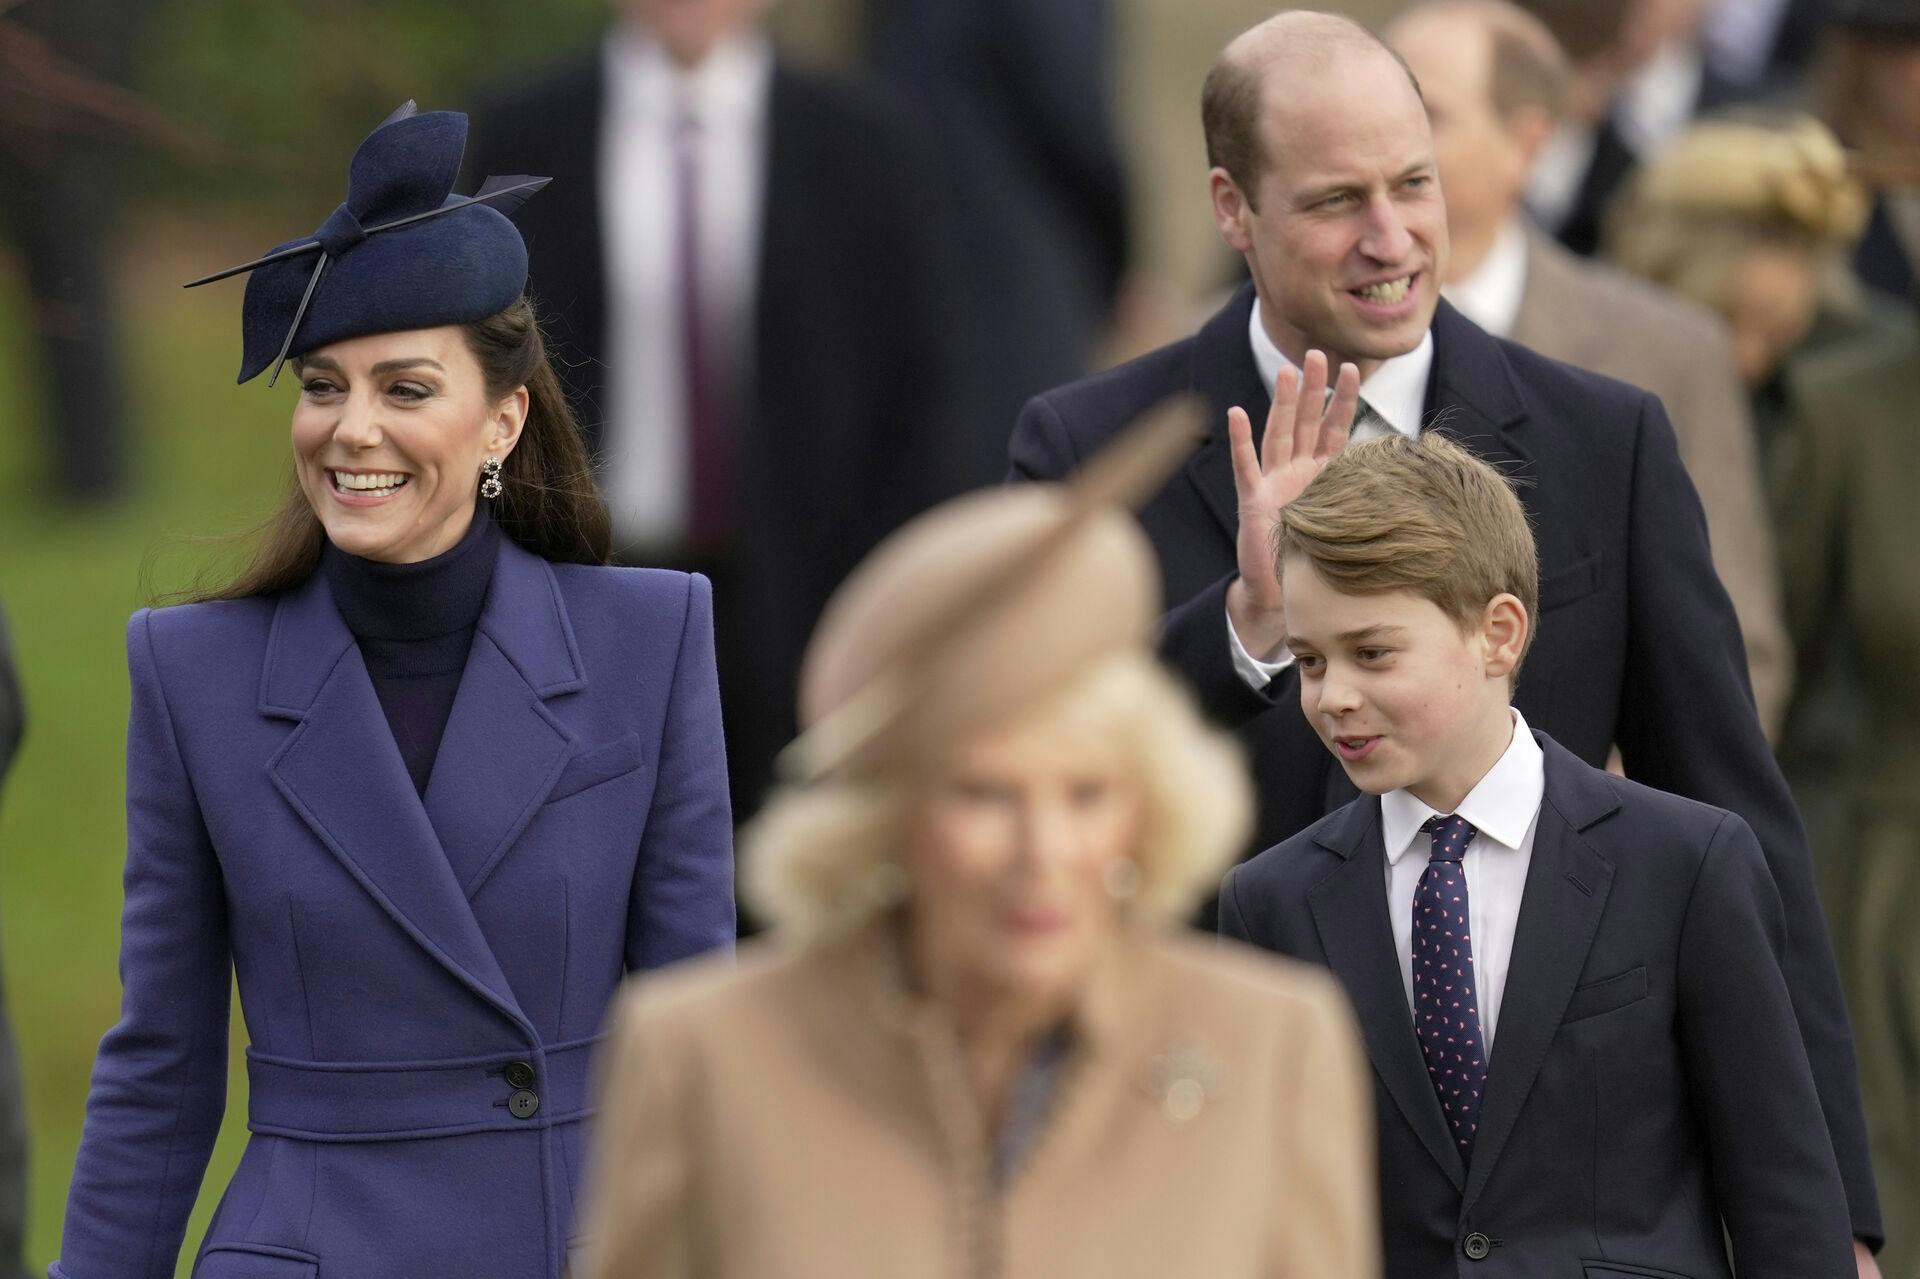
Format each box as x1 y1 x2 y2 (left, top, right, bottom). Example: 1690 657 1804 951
1183 283 1283 542
259 536 588 1038
1309 733 1621 1201
1308 797 1467 1190
1182 290 1535 543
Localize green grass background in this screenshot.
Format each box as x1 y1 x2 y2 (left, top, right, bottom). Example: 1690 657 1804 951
0 230 291 1275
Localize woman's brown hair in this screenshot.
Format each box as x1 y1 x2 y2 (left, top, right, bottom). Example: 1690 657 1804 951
182 295 611 603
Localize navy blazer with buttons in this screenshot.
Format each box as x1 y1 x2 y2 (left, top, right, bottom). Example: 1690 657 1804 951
54 537 734 1279
1009 286 1880 1241
1221 731 1855 1278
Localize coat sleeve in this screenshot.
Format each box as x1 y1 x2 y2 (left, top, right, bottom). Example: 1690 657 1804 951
576 985 698 1279
1678 813 1856 1278
1613 396 1882 1244
1271 974 1379 1279
1009 395 1280 727
627 573 735 971
53 611 231 1279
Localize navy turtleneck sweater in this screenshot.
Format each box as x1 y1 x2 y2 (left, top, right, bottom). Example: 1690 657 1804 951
322 507 502 794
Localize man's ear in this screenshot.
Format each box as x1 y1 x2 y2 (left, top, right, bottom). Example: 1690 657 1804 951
490 384 530 459
1507 105 1557 173
1211 167 1256 254
1481 592 1530 681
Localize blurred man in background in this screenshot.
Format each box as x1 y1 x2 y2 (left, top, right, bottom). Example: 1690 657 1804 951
1810 0 1920 300
0 0 161 504
0 604 27 1279
869 0 1131 479
470 0 976 827
1521 0 1747 256
1386 0 1793 738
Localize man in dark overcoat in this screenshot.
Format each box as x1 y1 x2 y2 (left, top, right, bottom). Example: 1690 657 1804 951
1009 10 1884 1268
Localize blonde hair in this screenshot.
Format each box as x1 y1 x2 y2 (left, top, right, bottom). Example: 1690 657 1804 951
1274 433 1539 669
1606 115 1869 313
742 651 1253 938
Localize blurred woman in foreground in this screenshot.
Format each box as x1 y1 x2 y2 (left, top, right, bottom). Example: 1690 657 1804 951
577 417 1378 1279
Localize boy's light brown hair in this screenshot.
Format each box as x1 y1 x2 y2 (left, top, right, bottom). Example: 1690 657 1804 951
1274 432 1540 672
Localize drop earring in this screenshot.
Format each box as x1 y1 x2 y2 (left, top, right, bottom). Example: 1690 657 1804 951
479 455 503 500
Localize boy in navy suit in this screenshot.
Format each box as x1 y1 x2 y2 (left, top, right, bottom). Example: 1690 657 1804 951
1220 432 1856 1277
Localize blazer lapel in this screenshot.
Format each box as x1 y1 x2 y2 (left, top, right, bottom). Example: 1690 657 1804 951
260 571 529 1035
1425 300 1537 502
1307 800 1467 1192
1184 284 1270 543
421 539 584 896
1462 737 1619 1210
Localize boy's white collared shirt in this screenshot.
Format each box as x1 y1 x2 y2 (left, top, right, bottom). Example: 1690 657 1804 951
1380 708 1544 1053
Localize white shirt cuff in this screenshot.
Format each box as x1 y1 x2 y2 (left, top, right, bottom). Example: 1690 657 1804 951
1227 602 1294 690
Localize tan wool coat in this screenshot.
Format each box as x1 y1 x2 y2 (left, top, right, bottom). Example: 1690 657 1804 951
1513 231 1794 735
577 923 1379 1279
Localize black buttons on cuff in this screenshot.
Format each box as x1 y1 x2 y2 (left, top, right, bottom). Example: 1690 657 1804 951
1463 1232 1492 1261
504 1060 535 1090
508 1088 541 1120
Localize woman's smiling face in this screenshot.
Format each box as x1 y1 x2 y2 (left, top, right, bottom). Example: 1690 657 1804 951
290 325 526 564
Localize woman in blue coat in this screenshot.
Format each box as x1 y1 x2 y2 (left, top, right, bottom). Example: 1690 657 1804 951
53 103 736 1279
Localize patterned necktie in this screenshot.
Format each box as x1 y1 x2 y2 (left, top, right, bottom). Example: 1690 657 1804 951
1348 396 1391 444
672 104 733 551
1413 813 1488 1163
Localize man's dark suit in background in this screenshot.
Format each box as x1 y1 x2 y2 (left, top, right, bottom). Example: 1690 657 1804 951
471 50 976 820
868 0 1129 480
1009 287 1883 1245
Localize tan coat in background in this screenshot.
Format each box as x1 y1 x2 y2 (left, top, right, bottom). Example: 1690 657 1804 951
578 923 1379 1279
1510 231 1794 736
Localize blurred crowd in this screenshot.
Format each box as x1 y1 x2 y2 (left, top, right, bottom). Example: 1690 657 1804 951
4 0 1920 1274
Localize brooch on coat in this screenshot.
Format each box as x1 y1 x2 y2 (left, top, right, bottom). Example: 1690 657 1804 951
1139 1041 1226 1123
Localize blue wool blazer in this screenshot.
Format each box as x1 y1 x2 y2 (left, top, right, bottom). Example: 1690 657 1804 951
1220 733 1855 1279
54 537 735 1279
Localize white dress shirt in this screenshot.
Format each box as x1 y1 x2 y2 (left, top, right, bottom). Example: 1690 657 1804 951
1381 709 1543 1053
1228 304 1436 687
1440 217 1530 339
599 27 770 550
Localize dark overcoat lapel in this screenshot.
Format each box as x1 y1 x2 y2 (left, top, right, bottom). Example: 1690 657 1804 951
1307 800 1467 1193
1180 286 1270 543
1422 303 1536 495
259 539 585 1039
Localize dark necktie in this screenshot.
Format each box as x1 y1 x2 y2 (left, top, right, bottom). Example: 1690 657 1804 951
672 105 733 550
1350 396 1390 443
1413 813 1488 1163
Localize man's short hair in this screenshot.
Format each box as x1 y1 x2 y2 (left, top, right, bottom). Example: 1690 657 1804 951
1511 0 1627 66
1274 433 1540 668
1483 7 1569 121
1201 12 1423 206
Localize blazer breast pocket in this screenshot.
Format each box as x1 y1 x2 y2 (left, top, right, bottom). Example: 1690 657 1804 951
547 733 646 804
1539 552 1602 612
195 1243 320 1278
1563 965 1649 1024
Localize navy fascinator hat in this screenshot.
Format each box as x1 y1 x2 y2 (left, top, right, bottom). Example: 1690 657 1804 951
188 101 549 386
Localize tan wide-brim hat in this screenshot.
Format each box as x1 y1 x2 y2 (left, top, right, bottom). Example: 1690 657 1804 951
783 398 1204 782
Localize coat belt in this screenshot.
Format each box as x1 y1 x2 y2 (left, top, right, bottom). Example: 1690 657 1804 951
245 1034 604 1141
